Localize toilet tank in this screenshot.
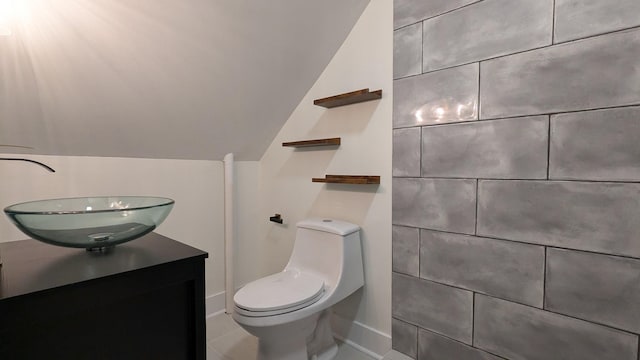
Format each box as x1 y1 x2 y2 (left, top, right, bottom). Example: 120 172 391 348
285 218 364 302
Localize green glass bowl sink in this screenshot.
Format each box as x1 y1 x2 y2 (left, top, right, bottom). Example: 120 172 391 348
4 196 174 251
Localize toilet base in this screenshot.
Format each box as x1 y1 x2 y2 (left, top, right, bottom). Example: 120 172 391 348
306 309 337 359
257 337 309 360
257 339 338 360
311 343 338 360
236 309 339 360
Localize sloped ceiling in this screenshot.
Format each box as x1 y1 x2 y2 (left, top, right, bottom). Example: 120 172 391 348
0 0 369 160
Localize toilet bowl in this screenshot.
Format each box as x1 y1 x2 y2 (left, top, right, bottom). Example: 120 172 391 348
232 218 364 360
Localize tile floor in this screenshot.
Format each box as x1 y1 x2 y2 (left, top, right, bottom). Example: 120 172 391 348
205 312 378 360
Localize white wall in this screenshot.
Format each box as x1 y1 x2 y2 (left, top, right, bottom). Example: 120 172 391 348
232 161 262 289
0 154 232 297
0 1 392 355
250 0 392 355
0 0 368 161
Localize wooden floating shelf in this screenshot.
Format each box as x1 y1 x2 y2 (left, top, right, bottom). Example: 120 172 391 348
312 175 380 185
282 137 341 148
313 88 382 108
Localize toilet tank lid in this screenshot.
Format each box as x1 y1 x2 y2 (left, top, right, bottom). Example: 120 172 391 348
297 218 360 236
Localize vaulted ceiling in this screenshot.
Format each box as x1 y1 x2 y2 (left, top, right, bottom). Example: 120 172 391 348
0 0 369 160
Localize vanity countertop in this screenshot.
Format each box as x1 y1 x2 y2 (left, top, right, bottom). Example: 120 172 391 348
0 233 208 360
0 232 207 300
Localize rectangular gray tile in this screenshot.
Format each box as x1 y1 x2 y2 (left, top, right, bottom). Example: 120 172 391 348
420 230 544 307
422 116 548 179
392 318 417 359
393 127 421 177
394 0 479 30
546 248 640 333
394 23 422 79
474 295 639 360
550 106 640 181
555 0 640 43
393 178 476 234
392 273 473 344
393 64 478 128
393 226 419 277
418 329 501 360
478 180 640 257
422 0 552 72
480 28 640 119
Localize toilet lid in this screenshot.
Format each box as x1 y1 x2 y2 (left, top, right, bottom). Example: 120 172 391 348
234 269 325 312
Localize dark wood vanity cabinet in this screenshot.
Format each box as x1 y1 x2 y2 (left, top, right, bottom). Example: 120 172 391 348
0 233 208 359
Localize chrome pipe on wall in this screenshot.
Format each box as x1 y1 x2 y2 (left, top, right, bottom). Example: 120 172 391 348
0 158 56 172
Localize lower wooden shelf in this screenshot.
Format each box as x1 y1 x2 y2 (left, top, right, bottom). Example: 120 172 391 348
312 175 380 184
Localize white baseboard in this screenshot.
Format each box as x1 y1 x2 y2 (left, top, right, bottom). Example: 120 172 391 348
331 313 391 359
206 285 246 317
205 290 227 318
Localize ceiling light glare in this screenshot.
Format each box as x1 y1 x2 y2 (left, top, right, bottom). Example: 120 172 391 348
0 0 14 36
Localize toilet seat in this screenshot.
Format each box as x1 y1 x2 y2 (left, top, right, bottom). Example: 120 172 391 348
234 269 325 317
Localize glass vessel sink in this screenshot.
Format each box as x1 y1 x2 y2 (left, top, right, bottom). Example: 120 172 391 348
4 196 174 251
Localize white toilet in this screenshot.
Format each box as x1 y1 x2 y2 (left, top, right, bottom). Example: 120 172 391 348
232 218 364 360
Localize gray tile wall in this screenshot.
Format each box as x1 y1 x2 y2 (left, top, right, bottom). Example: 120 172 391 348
422 0 552 72
554 0 640 43
393 23 422 79
420 230 544 307
393 127 421 177
393 0 479 30
479 28 640 119
393 63 478 128
392 225 419 276
392 0 640 358
421 117 548 179
419 328 502 360
392 318 418 358
474 295 638 360
392 273 473 344
392 178 476 234
550 106 640 181
546 248 640 334
477 180 640 258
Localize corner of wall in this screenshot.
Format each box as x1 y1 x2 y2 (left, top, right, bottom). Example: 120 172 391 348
236 0 394 356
